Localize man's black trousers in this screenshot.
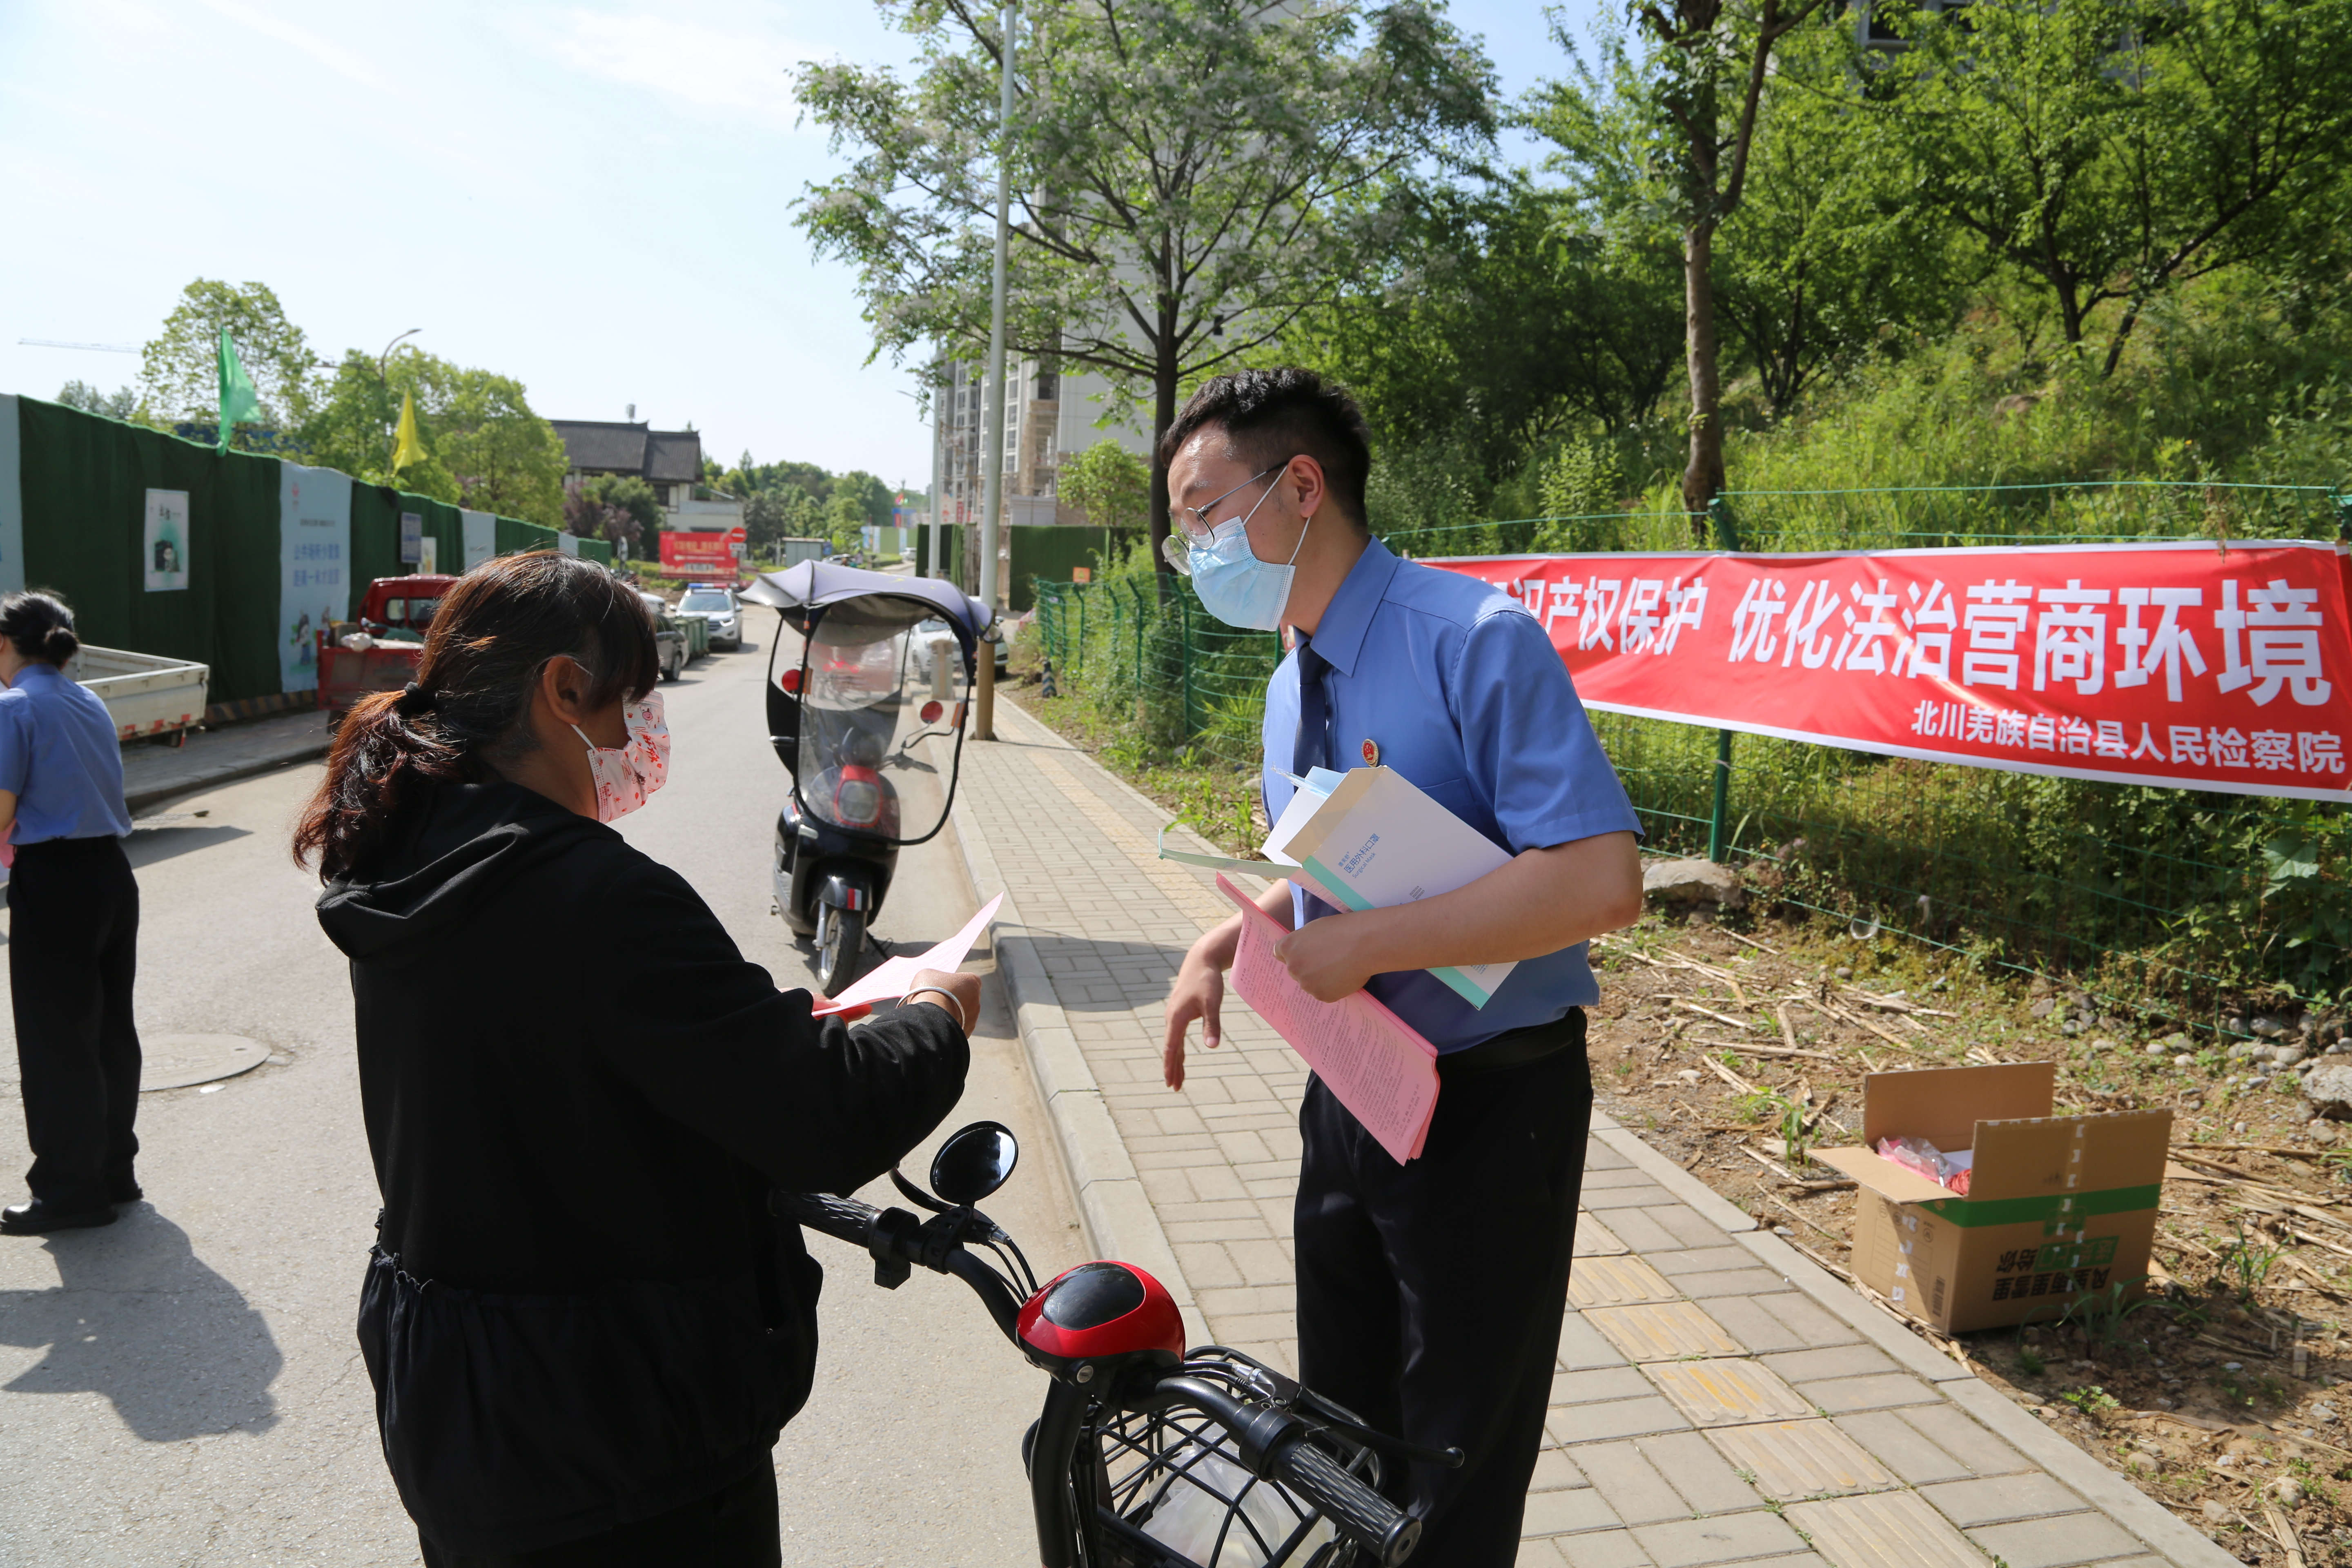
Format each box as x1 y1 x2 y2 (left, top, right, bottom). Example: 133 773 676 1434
10 835 142 1209
1295 1027 1592 1566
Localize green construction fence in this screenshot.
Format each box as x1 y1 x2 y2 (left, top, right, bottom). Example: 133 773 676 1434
6 394 609 706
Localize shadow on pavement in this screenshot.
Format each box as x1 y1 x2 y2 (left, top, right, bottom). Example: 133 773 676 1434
124 824 253 872
0 1207 283 1440
1023 933 1189 1012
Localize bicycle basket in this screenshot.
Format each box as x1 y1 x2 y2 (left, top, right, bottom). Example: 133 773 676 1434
1085 1348 1384 1568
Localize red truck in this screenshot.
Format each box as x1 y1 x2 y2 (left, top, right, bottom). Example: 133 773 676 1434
315 575 457 715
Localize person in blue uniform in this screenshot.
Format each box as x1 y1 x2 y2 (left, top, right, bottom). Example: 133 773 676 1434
0 591 143 1236
1159 371 1644 1563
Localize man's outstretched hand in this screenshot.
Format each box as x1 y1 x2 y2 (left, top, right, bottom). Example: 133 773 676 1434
1161 947 1225 1091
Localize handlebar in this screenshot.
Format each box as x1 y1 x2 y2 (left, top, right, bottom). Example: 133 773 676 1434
777 1190 1418 1565
1154 1375 1418 1567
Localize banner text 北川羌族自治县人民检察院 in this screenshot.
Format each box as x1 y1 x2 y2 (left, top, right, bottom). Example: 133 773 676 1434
1426 539 2352 802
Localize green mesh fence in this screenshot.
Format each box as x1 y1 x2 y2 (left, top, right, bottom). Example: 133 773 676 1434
1030 479 2352 1033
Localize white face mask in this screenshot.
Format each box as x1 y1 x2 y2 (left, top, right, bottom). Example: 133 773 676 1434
571 690 670 823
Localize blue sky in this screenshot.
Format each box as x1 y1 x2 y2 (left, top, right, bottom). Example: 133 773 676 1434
0 0 1601 489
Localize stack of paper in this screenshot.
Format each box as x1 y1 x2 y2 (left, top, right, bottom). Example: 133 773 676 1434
1217 875 1439 1163
1272 767 1516 1008
1155 765 1516 1008
814 893 1002 1015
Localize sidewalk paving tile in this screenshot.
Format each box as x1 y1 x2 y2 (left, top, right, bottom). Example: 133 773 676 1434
954 701 2235 1568
1576 1218 1630 1257
1784 1490 1987 1568
1702 1420 1898 1501
1569 1255 1681 1309
1918 1472 2093 1527
1965 1513 2144 1568
1586 1301 1748 1362
1631 1511 1807 1568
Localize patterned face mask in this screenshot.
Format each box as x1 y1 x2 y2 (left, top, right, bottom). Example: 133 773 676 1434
571 690 670 823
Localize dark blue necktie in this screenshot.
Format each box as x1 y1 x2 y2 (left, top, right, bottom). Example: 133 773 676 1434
1292 641 1331 779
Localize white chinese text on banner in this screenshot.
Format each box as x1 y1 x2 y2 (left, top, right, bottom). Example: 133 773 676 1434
1429 540 2352 803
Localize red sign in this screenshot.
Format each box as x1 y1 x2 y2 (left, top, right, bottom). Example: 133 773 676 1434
661 528 747 581
1428 541 2352 801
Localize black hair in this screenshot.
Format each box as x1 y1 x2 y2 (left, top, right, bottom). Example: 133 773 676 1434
294 552 658 880
1156 369 1374 528
0 591 80 666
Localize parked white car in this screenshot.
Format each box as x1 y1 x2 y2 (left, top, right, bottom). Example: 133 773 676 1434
676 585 744 650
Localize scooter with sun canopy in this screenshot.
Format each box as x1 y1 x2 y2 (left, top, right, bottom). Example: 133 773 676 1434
742 560 991 994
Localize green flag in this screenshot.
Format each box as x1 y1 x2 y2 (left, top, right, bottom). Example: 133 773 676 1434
216 327 261 452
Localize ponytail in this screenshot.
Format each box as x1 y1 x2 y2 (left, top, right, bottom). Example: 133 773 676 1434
0 591 80 666
293 553 657 881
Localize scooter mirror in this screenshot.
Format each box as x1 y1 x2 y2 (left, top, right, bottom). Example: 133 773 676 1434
931 1120 1019 1206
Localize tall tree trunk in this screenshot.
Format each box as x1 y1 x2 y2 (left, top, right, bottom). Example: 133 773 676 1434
1149 342 1178 579
1679 218 1725 531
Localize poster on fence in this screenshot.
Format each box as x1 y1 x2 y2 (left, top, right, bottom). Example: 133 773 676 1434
461 509 495 573
278 463 351 694
1428 539 2352 802
144 489 191 592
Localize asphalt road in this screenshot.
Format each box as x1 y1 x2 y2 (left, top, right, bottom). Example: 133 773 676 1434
0 630 1084 1566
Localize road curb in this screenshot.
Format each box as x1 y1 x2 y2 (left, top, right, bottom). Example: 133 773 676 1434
947 742 1200 1321
124 734 334 814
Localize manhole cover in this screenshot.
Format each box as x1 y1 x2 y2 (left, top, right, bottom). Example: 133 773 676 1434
140 1034 268 1091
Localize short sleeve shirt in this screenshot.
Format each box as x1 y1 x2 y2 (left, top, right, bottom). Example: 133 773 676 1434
1261 537 1639 1053
0 664 133 843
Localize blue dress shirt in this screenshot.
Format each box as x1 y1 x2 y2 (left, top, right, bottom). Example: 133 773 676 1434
0 663 133 844
1261 537 1640 1053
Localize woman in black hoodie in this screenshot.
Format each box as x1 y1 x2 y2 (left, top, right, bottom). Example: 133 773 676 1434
299 552 975 1567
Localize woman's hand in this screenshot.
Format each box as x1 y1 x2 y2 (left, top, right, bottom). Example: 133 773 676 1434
906 968 982 1033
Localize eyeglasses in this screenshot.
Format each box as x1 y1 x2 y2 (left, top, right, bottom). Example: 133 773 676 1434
1173 464 1284 542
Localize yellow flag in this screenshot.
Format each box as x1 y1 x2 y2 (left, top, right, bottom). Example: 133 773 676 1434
391 390 425 472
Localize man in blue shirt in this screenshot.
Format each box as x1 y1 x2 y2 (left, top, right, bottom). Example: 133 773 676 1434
1159 371 1643 1562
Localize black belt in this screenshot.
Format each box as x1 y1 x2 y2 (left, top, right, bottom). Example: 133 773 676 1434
1436 1008 1586 1079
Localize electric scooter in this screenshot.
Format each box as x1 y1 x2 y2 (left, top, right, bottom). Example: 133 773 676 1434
775 1120 1453 1566
743 560 991 994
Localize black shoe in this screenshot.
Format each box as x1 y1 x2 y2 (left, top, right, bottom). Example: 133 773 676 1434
1 1199 119 1235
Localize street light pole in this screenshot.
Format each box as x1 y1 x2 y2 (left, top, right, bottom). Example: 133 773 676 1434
928 372 944 581
974 0 1016 742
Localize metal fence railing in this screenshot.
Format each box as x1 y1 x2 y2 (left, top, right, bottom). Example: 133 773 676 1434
1029 479 2352 1036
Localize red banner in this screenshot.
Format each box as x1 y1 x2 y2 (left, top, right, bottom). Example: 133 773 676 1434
1428 541 2352 801
660 528 747 581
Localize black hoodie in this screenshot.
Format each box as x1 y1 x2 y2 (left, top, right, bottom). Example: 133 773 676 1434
318 781 967 1555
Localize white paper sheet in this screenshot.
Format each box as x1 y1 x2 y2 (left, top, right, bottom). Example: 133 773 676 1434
814 892 1002 1013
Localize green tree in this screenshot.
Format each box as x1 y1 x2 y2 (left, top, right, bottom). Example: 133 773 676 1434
1290 176 1683 483
581 475 664 538
138 279 318 437
1874 0 2352 376
55 381 139 421
824 490 868 552
1528 0 1834 514
297 349 567 526
1058 439 1149 531
796 0 1496 568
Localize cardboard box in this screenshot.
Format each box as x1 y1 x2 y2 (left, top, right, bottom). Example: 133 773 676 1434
1811 1063 2170 1334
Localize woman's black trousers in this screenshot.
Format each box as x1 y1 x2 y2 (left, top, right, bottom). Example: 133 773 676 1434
10 834 141 1209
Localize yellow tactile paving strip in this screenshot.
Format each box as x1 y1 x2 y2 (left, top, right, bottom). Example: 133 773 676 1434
1786 1488 1991 1568
1584 1301 1746 1363
1705 1420 1900 1501
1572 1217 1627 1256
1644 1359 1818 1427
1566 1254 1680 1308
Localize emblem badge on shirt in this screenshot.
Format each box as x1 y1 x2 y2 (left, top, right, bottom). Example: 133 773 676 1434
1361 737 1380 766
